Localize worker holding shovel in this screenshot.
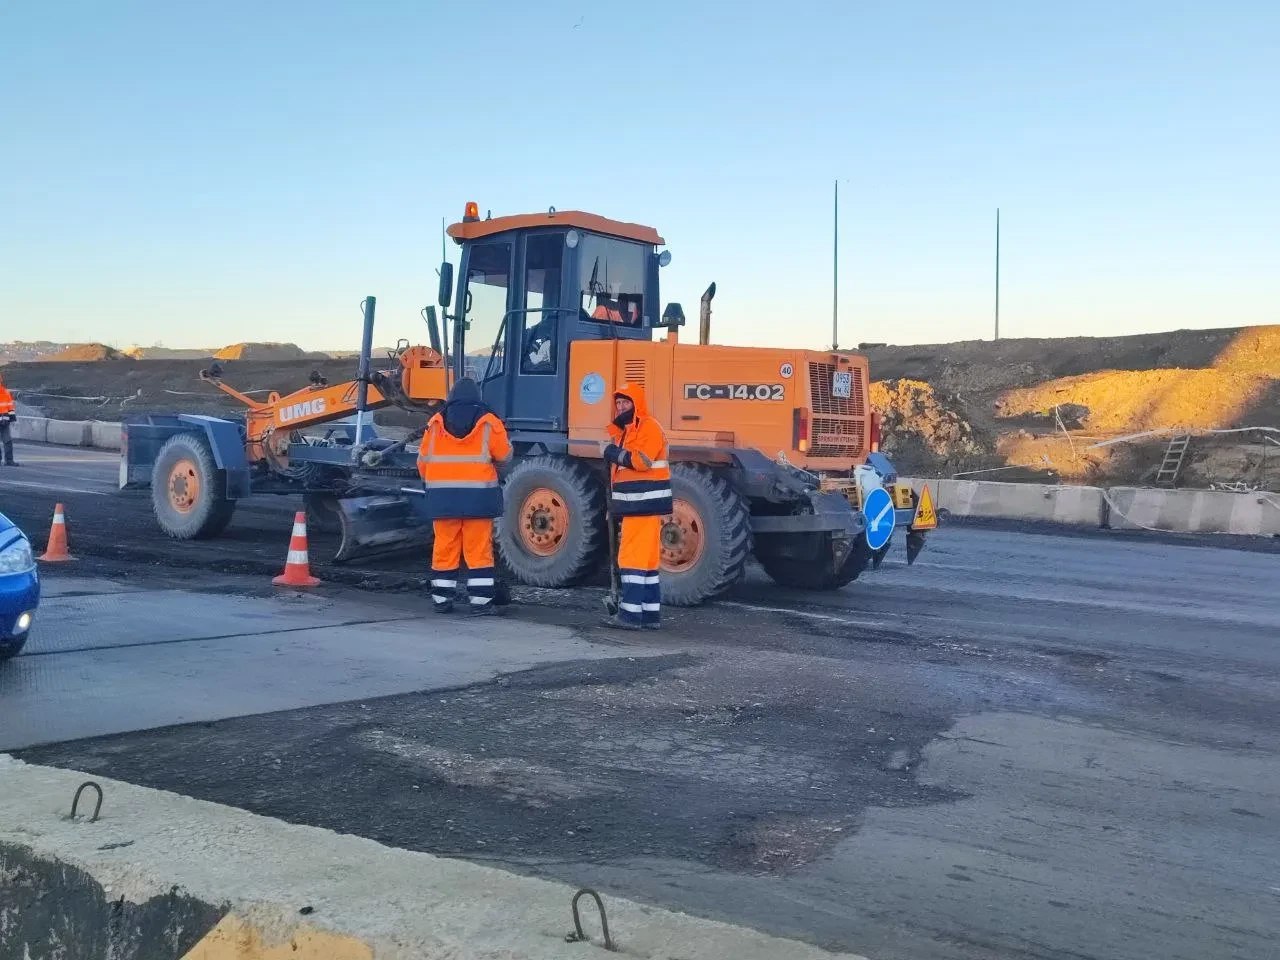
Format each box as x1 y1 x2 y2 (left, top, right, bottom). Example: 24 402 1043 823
600 384 670 630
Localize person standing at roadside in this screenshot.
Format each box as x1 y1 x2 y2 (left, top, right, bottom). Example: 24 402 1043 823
0 374 19 467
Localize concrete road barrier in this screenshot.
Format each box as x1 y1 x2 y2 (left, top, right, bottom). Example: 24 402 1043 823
44 419 94 447
1107 486 1280 536
90 420 123 450
13 416 49 443
901 477 1107 526
0 758 863 960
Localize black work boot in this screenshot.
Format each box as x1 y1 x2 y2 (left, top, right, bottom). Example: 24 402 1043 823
433 599 455 614
601 614 642 631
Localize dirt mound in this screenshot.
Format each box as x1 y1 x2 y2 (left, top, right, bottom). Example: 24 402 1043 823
869 379 987 474
861 327 1252 395
123 346 215 360
214 342 327 362
996 367 1274 434
43 343 126 362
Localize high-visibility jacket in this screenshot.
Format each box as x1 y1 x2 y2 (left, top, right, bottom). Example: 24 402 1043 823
0 384 15 418
417 412 512 519
591 298 636 324
605 383 671 517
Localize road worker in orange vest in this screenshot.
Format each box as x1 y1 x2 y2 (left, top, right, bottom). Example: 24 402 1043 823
417 378 512 615
0 374 18 467
600 383 670 630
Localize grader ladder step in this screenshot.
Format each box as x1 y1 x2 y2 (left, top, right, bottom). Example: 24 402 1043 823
1156 435 1192 487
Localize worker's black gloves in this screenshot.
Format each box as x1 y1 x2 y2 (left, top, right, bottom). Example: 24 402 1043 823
601 443 625 466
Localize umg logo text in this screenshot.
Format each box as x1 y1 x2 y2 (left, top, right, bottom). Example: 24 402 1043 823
278 398 327 423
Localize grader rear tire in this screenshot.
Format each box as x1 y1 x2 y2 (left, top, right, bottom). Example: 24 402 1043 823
758 537 870 590
499 456 607 588
660 463 752 606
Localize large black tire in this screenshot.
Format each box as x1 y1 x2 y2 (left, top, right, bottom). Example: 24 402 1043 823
304 493 343 535
151 433 236 539
498 456 607 588
758 536 870 590
661 463 752 606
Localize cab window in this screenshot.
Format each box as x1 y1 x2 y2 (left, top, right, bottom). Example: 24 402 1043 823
463 241 510 381
578 235 645 326
521 233 564 374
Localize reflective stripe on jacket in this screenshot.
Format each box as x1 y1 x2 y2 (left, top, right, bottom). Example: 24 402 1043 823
417 412 512 519
607 383 672 517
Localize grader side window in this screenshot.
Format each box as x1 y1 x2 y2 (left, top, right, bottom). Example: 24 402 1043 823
463 241 511 382
521 233 564 375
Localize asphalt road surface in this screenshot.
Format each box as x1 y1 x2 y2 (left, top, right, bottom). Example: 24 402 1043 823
3 440 1279 959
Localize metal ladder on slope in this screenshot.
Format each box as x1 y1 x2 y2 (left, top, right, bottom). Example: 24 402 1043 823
1155 434 1192 487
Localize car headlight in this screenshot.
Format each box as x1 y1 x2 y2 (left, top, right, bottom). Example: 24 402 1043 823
0 538 36 575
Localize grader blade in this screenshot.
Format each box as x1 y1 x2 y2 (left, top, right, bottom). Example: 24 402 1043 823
906 531 927 565
334 493 428 563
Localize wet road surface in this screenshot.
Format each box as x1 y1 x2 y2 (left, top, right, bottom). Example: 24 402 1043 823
3 484 1276 960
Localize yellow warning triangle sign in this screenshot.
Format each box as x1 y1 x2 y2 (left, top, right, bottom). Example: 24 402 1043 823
912 484 938 530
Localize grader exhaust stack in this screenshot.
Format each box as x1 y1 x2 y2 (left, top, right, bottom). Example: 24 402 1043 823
698 282 716 345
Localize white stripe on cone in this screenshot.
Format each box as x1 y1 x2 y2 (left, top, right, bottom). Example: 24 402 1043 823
286 550 310 565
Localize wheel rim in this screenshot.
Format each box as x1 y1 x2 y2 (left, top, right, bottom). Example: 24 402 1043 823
661 499 705 573
168 458 200 513
519 487 569 557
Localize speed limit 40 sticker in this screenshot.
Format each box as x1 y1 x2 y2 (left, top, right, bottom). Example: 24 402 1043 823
684 383 785 401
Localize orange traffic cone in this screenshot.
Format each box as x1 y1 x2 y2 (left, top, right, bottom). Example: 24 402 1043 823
39 503 74 562
273 511 320 587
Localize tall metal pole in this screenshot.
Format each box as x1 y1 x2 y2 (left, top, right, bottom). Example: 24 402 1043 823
994 207 1001 341
832 179 839 351
353 296 376 453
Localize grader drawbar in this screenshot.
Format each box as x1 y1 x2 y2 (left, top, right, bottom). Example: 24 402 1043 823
123 205 935 603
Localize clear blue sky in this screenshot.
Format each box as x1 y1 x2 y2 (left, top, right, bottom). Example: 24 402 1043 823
2 1 1276 351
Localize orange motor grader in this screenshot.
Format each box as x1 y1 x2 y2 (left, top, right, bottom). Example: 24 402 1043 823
123 204 934 604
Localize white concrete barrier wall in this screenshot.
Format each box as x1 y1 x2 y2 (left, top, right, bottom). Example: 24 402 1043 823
90 420 123 450
13 416 49 443
900 477 1106 527
44 419 94 446
1107 486 1280 536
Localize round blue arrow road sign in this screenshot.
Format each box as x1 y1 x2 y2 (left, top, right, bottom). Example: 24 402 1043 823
862 486 896 551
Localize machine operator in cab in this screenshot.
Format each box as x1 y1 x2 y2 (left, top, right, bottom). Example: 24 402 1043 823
601 384 670 630
417 378 512 615
0 373 18 467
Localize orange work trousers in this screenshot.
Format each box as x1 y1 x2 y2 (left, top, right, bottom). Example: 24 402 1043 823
617 514 662 627
431 518 496 607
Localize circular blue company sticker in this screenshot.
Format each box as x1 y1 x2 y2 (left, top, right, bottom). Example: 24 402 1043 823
580 372 606 405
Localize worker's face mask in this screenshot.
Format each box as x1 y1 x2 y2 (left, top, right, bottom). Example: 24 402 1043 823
612 406 635 429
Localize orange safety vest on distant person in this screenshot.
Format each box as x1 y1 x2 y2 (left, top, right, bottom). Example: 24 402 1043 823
0 384 15 417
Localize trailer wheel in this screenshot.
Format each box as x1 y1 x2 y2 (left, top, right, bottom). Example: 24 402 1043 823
758 537 870 590
151 433 235 539
661 463 751 606
499 456 607 587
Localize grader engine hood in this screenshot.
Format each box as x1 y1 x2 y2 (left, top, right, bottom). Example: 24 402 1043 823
666 346 873 471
